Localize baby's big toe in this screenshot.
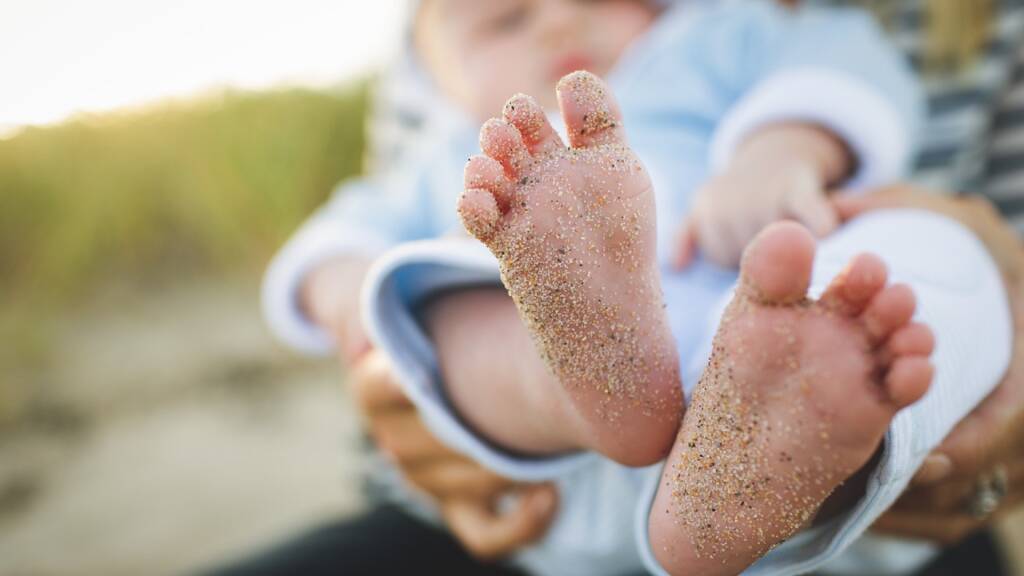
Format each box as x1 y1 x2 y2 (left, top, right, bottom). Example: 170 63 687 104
738 221 815 305
556 71 627 148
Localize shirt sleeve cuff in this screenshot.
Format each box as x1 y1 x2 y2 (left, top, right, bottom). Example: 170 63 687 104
710 68 911 191
261 217 389 356
360 238 599 481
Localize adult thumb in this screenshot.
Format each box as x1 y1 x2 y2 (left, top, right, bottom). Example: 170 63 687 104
443 484 558 560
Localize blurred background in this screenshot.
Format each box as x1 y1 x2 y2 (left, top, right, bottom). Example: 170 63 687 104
0 1 404 574
1 1 1023 575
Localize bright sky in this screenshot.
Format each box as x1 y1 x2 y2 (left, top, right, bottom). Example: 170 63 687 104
0 0 407 135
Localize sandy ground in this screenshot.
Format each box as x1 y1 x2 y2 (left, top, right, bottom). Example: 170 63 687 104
0 278 1021 575
0 280 366 576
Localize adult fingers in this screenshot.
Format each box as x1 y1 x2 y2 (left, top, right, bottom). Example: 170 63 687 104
671 216 700 270
369 409 460 467
830 186 1001 230
903 457 1024 510
838 190 1024 286
443 484 559 560
892 474 975 512
833 188 1024 281
875 475 1024 545
350 351 413 415
786 189 838 238
831 186 938 221
872 507 982 545
910 453 954 486
406 460 516 501
934 344 1024 479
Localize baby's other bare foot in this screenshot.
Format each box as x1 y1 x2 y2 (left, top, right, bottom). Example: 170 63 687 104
650 222 935 575
458 71 682 466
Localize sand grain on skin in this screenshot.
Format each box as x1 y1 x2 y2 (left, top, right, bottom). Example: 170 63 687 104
668 294 847 561
489 145 678 420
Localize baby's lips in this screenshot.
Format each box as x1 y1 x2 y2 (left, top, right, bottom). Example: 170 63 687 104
549 52 595 83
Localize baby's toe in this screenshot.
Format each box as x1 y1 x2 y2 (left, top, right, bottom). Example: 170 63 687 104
860 284 916 345
556 71 627 148
503 93 564 156
819 253 888 316
480 118 532 179
882 322 935 362
738 221 815 305
884 356 933 408
465 155 514 211
458 188 502 242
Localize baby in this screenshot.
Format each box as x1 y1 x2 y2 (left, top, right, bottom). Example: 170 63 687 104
458 71 932 574
431 1 935 572
265 0 1012 574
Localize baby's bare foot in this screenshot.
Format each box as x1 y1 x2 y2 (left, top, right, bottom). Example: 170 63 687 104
458 71 682 466
649 222 935 575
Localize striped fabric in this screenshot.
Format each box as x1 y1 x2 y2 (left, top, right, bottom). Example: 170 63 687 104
886 2 1023 188
985 40 1024 231
818 0 1024 229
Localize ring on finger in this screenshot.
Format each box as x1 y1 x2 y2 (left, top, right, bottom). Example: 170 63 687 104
966 464 1008 519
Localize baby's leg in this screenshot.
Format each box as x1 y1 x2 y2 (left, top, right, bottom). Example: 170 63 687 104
649 222 936 575
458 72 682 466
425 288 579 455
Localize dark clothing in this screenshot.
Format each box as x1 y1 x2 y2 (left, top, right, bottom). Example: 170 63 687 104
199 504 528 576
200 504 1009 576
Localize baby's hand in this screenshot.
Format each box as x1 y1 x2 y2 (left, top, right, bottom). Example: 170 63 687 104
673 124 851 269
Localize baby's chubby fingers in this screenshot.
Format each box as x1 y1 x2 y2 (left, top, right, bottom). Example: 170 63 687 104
785 184 839 238
673 189 746 269
672 209 738 269
671 215 700 270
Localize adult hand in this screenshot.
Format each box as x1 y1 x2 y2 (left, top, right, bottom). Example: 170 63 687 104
833 187 1023 285
349 350 559 559
834 186 1024 544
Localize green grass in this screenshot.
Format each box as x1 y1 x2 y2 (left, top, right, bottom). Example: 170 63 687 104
0 82 370 366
